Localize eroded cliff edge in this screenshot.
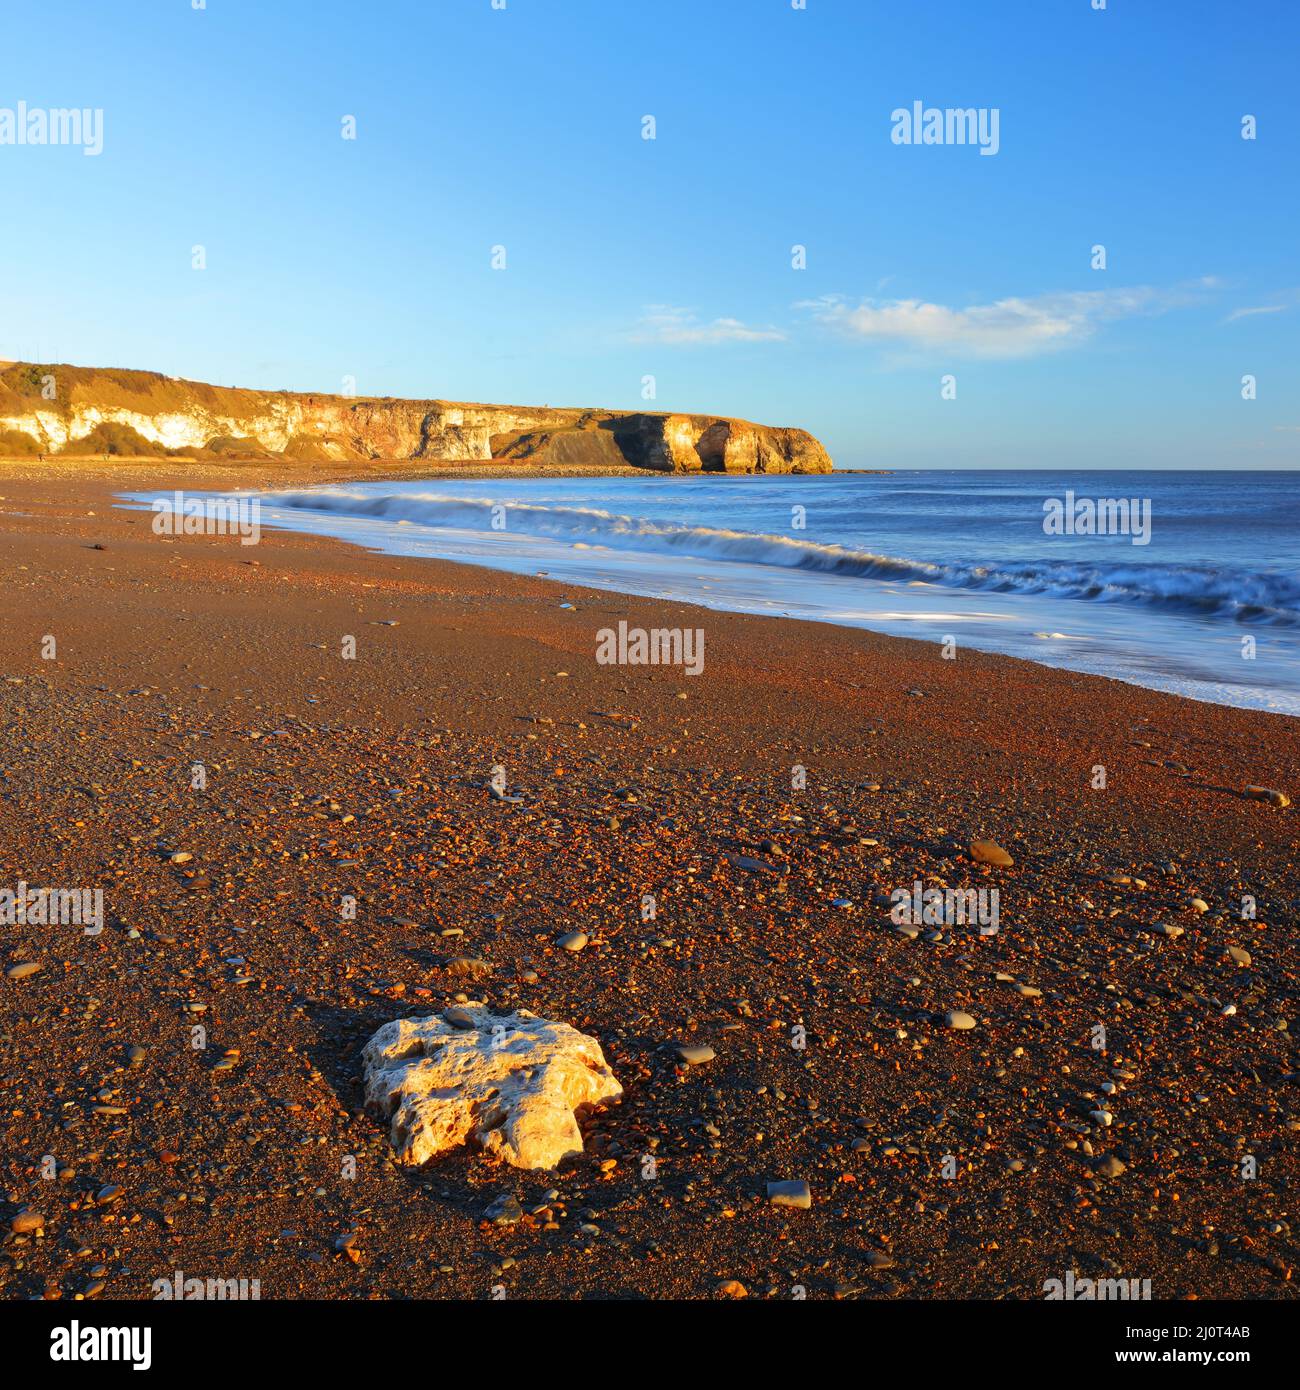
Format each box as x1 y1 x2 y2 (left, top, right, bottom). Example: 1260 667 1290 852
0 363 833 473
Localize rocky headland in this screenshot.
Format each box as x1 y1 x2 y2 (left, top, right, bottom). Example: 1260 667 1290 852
0 362 833 474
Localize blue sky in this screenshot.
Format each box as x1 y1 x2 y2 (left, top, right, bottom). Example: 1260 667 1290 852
1 0 1296 468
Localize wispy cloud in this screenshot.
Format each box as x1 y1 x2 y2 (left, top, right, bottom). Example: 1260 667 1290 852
1225 304 1288 323
632 306 786 346
798 283 1209 359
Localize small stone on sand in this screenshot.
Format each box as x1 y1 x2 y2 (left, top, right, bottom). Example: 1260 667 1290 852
970 840 1014 867
766 1179 811 1209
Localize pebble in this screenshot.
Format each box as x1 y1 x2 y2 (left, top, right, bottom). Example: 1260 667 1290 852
945 1010 978 1030
728 854 782 876
716 1279 748 1298
557 931 589 952
169 851 193 864
444 956 493 979
1095 1155 1127 1178
1227 945 1252 967
676 1043 715 1066
5 961 42 980
484 1193 523 1225
1154 923 1184 938
10 1209 44 1234
1243 785 1290 808
970 840 1014 867
766 1179 811 1210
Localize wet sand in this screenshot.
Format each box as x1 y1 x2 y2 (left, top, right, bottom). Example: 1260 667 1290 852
1 460 1297 1301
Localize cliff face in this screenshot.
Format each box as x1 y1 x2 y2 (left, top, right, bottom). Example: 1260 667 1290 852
0 363 833 473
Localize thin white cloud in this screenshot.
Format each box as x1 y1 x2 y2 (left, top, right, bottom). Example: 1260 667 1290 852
1225 304 1287 322
633 306 786 346
799 284 1205 359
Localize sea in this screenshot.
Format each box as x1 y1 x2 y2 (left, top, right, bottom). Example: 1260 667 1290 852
125 470 1300 716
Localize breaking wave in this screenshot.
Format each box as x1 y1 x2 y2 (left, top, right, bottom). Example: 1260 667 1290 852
264 488 1300 627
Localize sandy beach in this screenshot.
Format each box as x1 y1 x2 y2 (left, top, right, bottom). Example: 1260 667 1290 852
0 458 1295 1302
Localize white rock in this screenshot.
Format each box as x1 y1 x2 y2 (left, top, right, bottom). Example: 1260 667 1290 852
362 1007 622 1170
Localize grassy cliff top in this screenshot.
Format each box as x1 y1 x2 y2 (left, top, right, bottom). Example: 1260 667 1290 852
0 361 740 425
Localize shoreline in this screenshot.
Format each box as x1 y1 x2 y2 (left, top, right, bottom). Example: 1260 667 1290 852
112 460 1300 721
1 459 1297 1301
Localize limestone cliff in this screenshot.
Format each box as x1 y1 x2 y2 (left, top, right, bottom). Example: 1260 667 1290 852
0 363 833 473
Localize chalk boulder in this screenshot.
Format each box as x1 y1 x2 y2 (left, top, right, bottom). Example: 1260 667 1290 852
362 1007 622 1170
